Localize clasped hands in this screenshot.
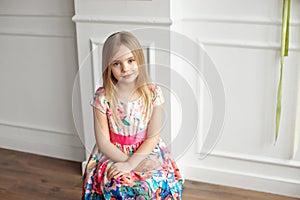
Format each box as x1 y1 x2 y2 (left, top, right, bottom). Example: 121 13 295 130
107 158 161 180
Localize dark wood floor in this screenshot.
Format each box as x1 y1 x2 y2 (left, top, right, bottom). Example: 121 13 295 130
0 148 298 200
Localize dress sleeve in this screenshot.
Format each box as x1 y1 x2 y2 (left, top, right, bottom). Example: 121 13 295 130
152 85 165 107
89 86 107 114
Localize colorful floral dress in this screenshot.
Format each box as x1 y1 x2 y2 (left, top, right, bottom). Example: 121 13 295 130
82 85 183 200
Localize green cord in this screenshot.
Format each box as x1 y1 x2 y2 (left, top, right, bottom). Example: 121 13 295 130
276 0 291 141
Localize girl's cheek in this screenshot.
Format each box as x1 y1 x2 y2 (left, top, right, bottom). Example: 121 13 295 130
132 65 138 70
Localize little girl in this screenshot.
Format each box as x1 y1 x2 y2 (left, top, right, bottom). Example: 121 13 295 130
82 31 183 199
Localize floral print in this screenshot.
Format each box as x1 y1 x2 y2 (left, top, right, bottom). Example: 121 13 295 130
82 85 183 200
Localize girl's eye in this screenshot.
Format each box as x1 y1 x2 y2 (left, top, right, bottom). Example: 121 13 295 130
112 62 120 67
128 59 135 63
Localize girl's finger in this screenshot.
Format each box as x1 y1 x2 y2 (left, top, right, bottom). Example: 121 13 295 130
108 168 120 180
107 171 112 180
114 171 125 179
107 168 117 180
110 169 121 179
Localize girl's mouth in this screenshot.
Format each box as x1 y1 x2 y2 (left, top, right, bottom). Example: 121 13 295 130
122 73 133 79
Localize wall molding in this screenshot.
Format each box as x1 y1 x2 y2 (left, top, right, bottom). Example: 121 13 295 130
208 150 300 168
0 12 75 38
197 38 300 51
186 163 300 185
0 119 75 137
182 149 300 198
186 149 300 197
0 122 85 161
72 15 172 26
0 12 73 18
293 77 300 159
183 164 300 198
89 37 105 92
181 15 300 26
0 30 74 38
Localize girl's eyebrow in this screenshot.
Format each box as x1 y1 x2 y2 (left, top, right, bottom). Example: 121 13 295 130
112 56 134 63
111 60 119 63
126 56 134 60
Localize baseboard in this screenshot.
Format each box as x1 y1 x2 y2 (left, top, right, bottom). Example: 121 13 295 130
181 159 300 198
0 122 85 162
82 160 87 175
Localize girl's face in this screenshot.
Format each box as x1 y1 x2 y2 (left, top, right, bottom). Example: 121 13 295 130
110 45 139 84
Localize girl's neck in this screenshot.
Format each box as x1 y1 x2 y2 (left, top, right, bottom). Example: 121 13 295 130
116 81 138 100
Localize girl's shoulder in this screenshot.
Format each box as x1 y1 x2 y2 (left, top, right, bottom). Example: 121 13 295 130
148 84 162 93
93 86 107 104
90 86 108 113
148 84 164 106
94 86 106 97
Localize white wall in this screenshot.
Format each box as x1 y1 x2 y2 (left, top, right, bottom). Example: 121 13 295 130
0 0 85 162
1 0 299 197
171 0 300 198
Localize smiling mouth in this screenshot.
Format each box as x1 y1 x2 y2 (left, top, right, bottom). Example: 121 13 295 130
122 74 133 78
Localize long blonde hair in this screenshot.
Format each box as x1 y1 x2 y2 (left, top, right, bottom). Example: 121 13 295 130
102 31 154 125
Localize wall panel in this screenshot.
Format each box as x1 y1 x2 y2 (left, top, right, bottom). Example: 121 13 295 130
0 0 84 161
171 0 300 197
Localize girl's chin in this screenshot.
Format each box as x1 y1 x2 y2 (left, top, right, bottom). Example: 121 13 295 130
118 74 138 83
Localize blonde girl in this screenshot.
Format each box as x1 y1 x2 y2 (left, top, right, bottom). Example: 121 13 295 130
82 31 183 200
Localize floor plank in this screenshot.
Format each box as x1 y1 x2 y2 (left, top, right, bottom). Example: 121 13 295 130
0 148 82 200
182 180 299 200
0 148 298 200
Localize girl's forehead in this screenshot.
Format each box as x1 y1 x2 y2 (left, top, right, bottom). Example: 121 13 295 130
111 45 134 61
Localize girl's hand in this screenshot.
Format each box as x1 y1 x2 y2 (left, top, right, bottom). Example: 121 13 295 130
134 158 161 172
107 162 133 180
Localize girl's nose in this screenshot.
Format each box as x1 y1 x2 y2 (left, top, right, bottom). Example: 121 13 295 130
122 63 130 72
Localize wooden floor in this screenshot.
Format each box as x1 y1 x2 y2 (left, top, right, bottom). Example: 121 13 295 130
0 148 298 200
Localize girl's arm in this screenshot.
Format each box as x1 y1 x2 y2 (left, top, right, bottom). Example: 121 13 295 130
127 105 163 169
107 104 164 180
127 103 163 168
93 107 129 162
